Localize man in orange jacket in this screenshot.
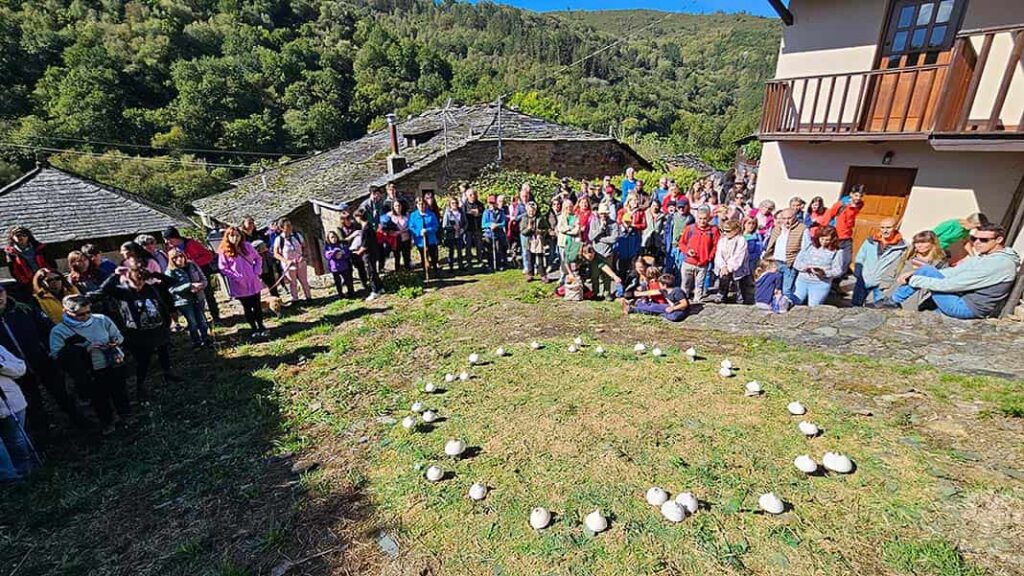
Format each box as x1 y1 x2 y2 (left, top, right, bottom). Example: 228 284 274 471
822 185 865 273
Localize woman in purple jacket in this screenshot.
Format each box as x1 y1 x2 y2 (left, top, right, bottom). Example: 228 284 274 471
324 230 355 299
217 226 267 340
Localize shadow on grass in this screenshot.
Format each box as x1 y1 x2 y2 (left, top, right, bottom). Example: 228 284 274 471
0 321 382 575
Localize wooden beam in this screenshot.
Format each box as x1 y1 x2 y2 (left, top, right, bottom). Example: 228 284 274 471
767 0 794 26
836 75 851 133
988 30 1024 131
898 70 920 133
822 76 836 133
958 33 994 131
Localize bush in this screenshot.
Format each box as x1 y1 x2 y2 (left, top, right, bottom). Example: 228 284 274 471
463 165 705 210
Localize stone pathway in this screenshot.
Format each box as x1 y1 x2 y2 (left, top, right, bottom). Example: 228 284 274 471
683 303 1024 380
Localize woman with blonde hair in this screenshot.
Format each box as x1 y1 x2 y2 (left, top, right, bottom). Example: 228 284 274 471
883 230 947 309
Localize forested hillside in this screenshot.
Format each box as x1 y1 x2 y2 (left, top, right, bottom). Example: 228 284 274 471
0 0 780 208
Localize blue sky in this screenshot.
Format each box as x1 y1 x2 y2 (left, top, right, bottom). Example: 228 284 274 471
490 0 775 17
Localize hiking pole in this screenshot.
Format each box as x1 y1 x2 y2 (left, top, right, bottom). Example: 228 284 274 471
491 229 498 272
421 229 431 284
0 320 46 466
0 369 44 468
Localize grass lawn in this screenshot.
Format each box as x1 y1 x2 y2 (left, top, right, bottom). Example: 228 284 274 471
1 270 1021 575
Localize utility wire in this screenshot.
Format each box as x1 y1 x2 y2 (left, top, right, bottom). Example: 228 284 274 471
0 142 253 169
20 134 305 158
499 9 679 100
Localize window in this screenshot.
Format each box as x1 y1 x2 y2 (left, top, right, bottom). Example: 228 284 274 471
882 0 967 58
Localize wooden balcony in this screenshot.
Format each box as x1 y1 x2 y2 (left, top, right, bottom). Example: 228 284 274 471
760 24 1024 145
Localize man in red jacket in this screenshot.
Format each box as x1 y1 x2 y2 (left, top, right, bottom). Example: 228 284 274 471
678 206 720 303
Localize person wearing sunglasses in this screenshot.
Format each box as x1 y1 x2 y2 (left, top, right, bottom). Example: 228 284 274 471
873 224 1019 319
31 268 79 324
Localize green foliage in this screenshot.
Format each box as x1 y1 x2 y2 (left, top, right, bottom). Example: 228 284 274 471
0 2 781 198
635 167 702 194
467 168 569 209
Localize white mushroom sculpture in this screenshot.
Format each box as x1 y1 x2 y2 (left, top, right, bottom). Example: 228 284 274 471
758 492 785 514
529 507 551 530
584 510 608 533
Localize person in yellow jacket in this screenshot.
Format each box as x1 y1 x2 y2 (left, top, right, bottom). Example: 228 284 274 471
31 268 79 324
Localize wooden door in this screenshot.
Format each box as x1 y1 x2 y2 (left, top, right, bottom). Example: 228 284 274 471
844 167 917 257
865 0 968 132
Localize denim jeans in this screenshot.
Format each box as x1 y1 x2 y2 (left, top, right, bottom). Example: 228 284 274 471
634 301 687 322
890 266 979 319
520 234 532 274
177 302 210 344
776 261 798 301
0 410 32 481
793 275 831 307
852 274 883 306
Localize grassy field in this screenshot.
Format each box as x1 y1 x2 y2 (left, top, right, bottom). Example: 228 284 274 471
1 270 1021 575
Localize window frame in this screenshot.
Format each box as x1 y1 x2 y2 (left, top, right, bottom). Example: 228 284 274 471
880 0 969 59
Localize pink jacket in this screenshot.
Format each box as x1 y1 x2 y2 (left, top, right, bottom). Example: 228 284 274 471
714 234 751 278
218 242 264 298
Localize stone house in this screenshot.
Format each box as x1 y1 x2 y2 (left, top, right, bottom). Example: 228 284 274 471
760 0 1024 314
192 103 650 273
0 164 193 276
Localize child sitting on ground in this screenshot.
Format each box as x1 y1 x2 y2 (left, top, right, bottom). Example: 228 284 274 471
753 259 788 312
623 272 690 322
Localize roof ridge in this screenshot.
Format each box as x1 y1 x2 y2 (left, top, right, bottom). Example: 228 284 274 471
0 165 43 198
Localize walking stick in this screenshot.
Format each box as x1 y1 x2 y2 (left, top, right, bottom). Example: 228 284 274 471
491 229 498 272
0 320 45 466
421 228 431 284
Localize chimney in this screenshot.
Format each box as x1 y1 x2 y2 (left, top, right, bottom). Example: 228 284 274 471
385 113 407 175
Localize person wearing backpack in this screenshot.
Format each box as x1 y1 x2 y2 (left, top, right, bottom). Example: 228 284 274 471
49 295 129 435
163 227 221 323
273 218 313 304
0 342 34 482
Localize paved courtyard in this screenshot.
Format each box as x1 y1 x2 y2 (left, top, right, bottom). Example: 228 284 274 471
685 303 1024 380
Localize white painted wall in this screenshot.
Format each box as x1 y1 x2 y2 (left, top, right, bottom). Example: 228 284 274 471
757 140 1024 240
777 0 1024 129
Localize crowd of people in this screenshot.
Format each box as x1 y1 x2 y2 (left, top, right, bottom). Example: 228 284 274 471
0 166 1020 484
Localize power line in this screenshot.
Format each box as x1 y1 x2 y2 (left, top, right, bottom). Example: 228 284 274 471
21 134 306 158
499 9 679 100
0 142 254 169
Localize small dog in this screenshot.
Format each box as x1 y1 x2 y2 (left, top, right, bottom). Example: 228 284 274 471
261 295 284 317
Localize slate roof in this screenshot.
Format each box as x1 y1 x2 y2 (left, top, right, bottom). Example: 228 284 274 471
0 166 193 245
660 153 716 175
192 103 625 226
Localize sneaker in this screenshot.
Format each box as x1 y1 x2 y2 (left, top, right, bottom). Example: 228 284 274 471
365 292 379 302
191 341 203 350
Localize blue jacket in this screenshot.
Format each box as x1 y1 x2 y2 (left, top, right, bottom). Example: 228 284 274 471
408 209 440 247
619 178 637 205
854 237 907 289
482 208 507 240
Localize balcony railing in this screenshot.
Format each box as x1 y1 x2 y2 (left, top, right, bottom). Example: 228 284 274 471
760 24 1024 140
